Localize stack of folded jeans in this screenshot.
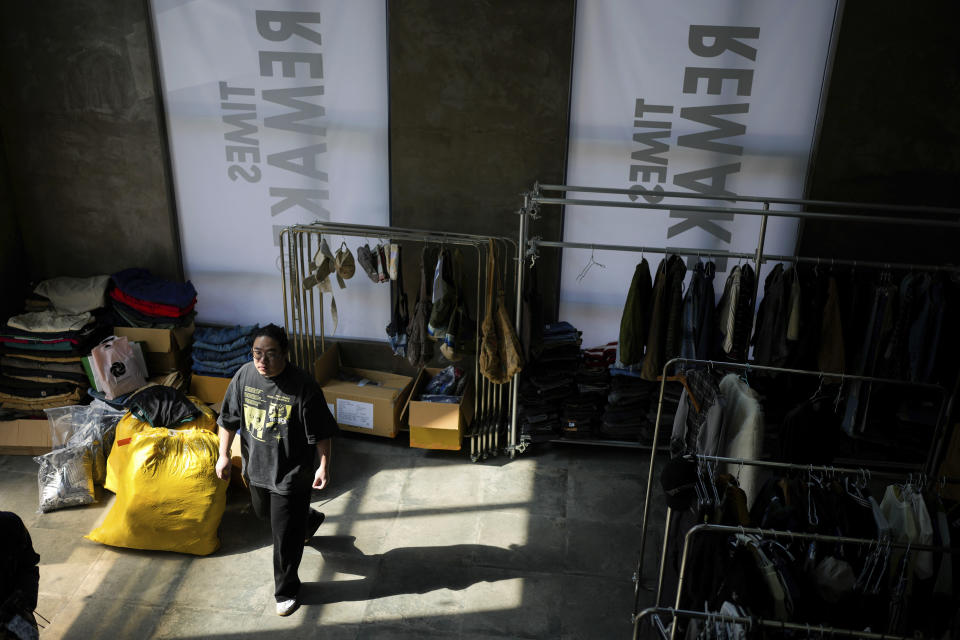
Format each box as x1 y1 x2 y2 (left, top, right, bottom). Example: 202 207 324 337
518 321 583 443
109 268 197 329
600 370 660 441
191 325 258 378
561 362 610 438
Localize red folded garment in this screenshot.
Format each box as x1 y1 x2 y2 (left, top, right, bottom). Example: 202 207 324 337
110 288 196 318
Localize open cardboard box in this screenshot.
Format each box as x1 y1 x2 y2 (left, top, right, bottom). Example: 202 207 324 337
404 368 474 451
0 419 51 455
190 374 232 405
114 324 194 376
314 344 414 438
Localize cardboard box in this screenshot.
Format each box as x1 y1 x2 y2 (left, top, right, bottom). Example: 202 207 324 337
0 419 52 455
114 325 194 376
404 368 474 451
114 324 194 354
144 347 191 376
314 344 414 438
191 374 232 405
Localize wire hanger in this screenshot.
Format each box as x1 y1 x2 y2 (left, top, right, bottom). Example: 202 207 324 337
576 245 606 282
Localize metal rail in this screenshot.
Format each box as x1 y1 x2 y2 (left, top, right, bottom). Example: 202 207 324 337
661 523 959 640
634 356 949 618
634 606 928 640
279 222 518 461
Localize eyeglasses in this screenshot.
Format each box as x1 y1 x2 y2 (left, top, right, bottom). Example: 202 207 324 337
252 350 282 361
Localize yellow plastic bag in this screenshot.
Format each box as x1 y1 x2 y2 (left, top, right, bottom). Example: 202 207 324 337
87 427 227 556
104 396 216 493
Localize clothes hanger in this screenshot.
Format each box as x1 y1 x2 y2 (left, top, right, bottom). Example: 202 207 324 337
576 245 606 282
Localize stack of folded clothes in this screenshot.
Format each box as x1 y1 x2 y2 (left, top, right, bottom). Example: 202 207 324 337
600 371 658 441
562 343 615 438
518 322 582 443
0 308 110 411
109 268 197 329
191 325 257 378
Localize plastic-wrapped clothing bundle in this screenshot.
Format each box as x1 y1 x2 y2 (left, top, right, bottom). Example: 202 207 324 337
87 426 227 555
35 446 95 513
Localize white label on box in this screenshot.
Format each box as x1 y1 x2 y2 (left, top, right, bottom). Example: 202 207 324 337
327 403 335 418
336 399 374 429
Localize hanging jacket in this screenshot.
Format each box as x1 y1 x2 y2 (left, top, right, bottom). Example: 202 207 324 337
386 245 409 357
717 266 742 355
619 259 652 366
730 264 755 361
680 260 716 361
641 255 686 381
817 274 845 374
752 263 790 367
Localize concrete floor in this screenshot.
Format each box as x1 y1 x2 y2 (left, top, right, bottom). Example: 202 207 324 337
0 434 665 640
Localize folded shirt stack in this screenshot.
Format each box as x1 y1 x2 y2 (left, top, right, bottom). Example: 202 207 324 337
109 268 197 329
0 307 110 411
191 324 258 378
518 322 585 443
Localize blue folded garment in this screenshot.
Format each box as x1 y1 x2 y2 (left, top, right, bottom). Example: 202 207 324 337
193 343 251 362
192 363 242 378
193 334 254 353
111 268 197 308
194 324 258 346
192 352 251 371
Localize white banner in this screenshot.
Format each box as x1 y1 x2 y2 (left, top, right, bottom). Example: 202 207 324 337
561 0 840 348
151 0 389 338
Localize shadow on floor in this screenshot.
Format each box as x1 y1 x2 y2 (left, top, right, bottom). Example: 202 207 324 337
299 535 523 605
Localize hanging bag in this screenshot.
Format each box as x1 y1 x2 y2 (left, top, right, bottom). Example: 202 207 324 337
406 247 434 368
386 245 409 357
428 247 456 341
91 335 147 400
479 240 524 383
441 249 475 362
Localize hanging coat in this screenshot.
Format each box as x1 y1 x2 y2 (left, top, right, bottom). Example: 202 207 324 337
618 258 651 366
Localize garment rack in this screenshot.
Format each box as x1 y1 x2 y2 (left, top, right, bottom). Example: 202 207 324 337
658 523 960 640
511 182 960 458
634 606 927 640
278 222 517 461
634 355 951 615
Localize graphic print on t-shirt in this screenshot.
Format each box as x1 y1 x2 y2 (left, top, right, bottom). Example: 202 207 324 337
242 385 293 442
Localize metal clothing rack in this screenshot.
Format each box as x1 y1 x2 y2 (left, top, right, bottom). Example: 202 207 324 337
640 455 960 638
635 355 951 610
277 221 518 461
634 606 929 640
655 523 960 640
509 182 960 457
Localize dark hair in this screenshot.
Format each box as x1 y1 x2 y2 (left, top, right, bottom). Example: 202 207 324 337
252 323 289 352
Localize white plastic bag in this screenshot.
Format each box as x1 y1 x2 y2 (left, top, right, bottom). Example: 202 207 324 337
90 336 147 399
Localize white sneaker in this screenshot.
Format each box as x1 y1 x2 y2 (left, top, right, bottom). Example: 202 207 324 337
276 598 299 616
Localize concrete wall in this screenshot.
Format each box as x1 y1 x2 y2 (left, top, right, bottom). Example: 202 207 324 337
800 2 960 261
0 1 181 290
1 2 957 335
388 0 575 320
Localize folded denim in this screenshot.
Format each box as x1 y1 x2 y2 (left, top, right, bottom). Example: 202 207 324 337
542 321 579 335
194 324 258 345
111 267 198 309
193 335 254 353
192 364 242 378
193 344 251 362
192 353 251 370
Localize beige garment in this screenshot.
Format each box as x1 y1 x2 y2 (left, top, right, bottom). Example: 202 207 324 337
7 310 93 333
